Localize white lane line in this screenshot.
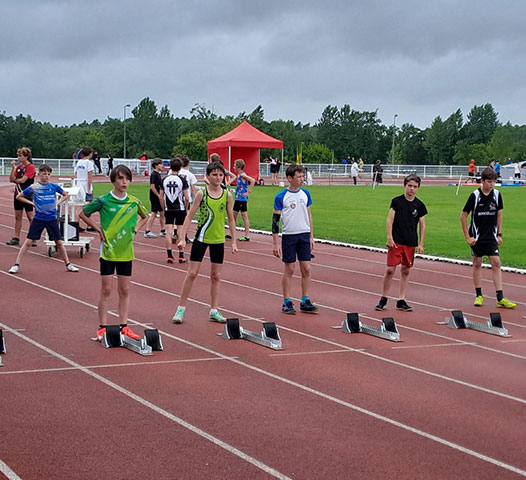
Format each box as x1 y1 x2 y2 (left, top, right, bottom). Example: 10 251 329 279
0 322 292 480
268 349 361 357
0 459 23 480
2 277 526 476
392 342 478 350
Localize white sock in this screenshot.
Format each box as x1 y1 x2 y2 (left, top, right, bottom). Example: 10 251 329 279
177 306 186 312
210 308 217 315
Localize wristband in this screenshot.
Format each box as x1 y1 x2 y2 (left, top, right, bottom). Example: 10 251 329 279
497 233 502 237
272 213 281 234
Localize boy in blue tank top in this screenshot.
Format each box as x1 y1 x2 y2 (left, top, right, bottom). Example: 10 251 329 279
233 159 255 241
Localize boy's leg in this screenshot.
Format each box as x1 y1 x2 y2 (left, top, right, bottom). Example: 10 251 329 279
210 263 222 310
241 211 250 238
145 211 155 232
179 261 201 307
282 262 295 299
159 211 166 232
55 240 72 265
382 265 396 297
13 238 32 265
472 255 483 291
98 275 113 325
13 209 23 239
165 224 174 261
398 265 411 299
117 275 131 324
488 255 502 291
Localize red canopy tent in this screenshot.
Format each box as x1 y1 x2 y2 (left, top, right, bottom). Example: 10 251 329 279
207 121 283 180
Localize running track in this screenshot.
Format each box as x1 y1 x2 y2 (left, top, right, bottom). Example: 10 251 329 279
0 179 525 479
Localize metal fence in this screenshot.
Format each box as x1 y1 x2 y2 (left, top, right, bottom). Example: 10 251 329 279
1 158 524 180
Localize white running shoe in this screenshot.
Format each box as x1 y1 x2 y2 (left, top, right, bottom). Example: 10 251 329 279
172 306 185 324
8 265 19 274
144 231 157 238
209 310 226 323
66 263 79 272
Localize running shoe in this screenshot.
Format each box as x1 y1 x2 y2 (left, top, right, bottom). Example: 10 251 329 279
6 238 19 246
396 299 413 312
159 230 166 237
178 256 188 264
473 295 484 307
66 263 79 272
121 325 140 340
167 257 175 264
496 298 517 309
238 236 250 242
185 236 192 244
225 234 232 239
282 301 296 314
172 306 185 324
209 310 227 323
375 297 388 311
31 240 38 247
96 326 106 341
300 299 318 313
144 231 157 238
8 265 19 274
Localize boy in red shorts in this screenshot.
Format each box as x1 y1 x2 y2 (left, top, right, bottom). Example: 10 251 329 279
375 174 427 312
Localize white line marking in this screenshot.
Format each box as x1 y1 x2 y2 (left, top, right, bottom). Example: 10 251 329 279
268 349 362 357
0 459 23 480
392 342 478 350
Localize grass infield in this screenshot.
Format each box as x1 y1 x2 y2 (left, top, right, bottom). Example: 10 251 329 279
93 182 526 268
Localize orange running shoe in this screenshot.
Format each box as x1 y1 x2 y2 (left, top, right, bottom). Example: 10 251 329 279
121 325 140 340
96 326 106 342
167 257 175 264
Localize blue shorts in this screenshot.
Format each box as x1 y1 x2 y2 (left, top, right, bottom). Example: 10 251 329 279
27 218 62 241
282 232 311 263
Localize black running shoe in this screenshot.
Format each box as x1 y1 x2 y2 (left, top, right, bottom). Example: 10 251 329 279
375 297 387 311
300 299 319 313
396 299 413 312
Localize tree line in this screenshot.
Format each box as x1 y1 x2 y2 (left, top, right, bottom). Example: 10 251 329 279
1 98 525 165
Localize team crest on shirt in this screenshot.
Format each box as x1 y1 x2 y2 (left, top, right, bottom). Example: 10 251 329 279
411 208 418 217
219 204 225 212
290 202 296 209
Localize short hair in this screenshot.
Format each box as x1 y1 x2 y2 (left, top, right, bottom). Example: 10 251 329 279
151 158 163 169
286 164 305 178
181 155 190 168
234 159 245 169
206 161 225 176
210 153 221 162
17 147 32 163
39 164 52 173
481 167 498 181
110 165 132 182
404 174 421 186
81 147 94 157
170 157 182 172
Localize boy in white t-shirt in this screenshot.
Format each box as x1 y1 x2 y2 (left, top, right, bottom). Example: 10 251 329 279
74 146 95 231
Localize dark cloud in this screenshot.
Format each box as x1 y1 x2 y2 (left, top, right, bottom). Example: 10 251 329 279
1 0 525 128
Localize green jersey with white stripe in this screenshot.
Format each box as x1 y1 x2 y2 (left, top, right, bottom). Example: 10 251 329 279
194 187 227 244
82 191 147 261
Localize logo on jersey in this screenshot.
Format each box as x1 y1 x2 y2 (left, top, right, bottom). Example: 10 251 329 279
290 202 296 209
411 208 418 217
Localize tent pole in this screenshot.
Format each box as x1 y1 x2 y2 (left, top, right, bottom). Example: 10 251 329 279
228 146 231 173
281 149 284 181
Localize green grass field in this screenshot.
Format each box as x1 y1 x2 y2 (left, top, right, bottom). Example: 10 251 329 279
94 182 526 268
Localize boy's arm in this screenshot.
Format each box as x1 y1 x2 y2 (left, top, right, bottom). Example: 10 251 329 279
79 210 106 242
15 191 35 207
176 189 203 249
183 189 190 211
241 173 256 195
272 208 282 258
225 170 236 186
386 208 396 248
135 213 149 234
159 188 165 210
9 161 17 183
56 190 69 207
417 217 426 254
496 210 503 246
87 171 93 193
307 206 314 252
226 191 238 253
460 211 475 246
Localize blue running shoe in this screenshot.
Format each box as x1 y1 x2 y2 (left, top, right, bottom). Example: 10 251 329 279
282 301 296 314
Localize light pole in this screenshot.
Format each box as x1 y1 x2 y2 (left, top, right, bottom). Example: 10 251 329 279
391 114 398 165
123 103 131 159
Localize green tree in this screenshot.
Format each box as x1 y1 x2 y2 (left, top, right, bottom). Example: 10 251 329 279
129 97 160 156
173 131 208 161
462 104 499 145
302 143 333 163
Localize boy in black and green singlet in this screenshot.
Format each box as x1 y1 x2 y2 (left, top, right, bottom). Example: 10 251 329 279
172 162 238 323
79 165 149 341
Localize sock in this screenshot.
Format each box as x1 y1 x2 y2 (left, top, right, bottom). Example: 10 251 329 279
14 263 19 267
210 308 217 315
167 249 173 258
99 324 105 329
476 288 482 297
380 296 388 304
119 324 127 329
160 229 166 234
145 230 150 233
496 290 503 302
283 298 291 305
179 251 184 257
177 305 186 312
301 296 309 303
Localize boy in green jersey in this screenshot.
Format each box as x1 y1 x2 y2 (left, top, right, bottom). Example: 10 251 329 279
79 165 149 341
172 162 238 324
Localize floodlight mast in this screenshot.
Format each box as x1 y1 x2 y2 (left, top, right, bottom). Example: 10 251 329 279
123 104 131 159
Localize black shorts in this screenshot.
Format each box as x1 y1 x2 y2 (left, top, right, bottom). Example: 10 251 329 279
190 240 224 264
468 172 475 177
27 218 61 241
270 164 279 174
165 210 186 225
14 197 34 212
149 193 163 213
282 232 311 263
100 258 133 276
471 241 499 258
233 200 248 212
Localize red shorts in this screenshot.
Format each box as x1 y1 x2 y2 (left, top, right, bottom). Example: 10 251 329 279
387 244 415 267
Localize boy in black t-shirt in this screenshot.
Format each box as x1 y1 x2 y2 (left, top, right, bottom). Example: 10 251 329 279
144 158 166 238
375 174 427 312
460 167 516 308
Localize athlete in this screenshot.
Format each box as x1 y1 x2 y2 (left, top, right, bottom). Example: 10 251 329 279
232 159 255 242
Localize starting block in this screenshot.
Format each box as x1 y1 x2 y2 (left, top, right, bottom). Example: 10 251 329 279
332 313 401 342
0 329 5 367
218 318 283 350
101 325 164 355
439 310 510 337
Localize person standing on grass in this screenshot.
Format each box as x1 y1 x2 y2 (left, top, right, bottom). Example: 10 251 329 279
350 160 359 185
8 164 79 274
272 164 318 315
7 147 36 247
160 157 190 264
144 158 166 238
373 160 383 186
171 161 238 324
232 159 255 241
74 147 95 232
460 167 516 309
375 174 427 312
79 165 149 343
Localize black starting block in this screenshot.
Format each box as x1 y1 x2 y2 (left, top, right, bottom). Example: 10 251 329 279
332 313 401 342
218 318 283 350
0 329 5 367
101 325 164 355
439 310 510 337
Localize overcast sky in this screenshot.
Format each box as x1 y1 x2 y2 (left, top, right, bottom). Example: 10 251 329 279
1 0 525 130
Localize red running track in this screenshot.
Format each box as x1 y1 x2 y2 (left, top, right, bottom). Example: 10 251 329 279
0 180 525 479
